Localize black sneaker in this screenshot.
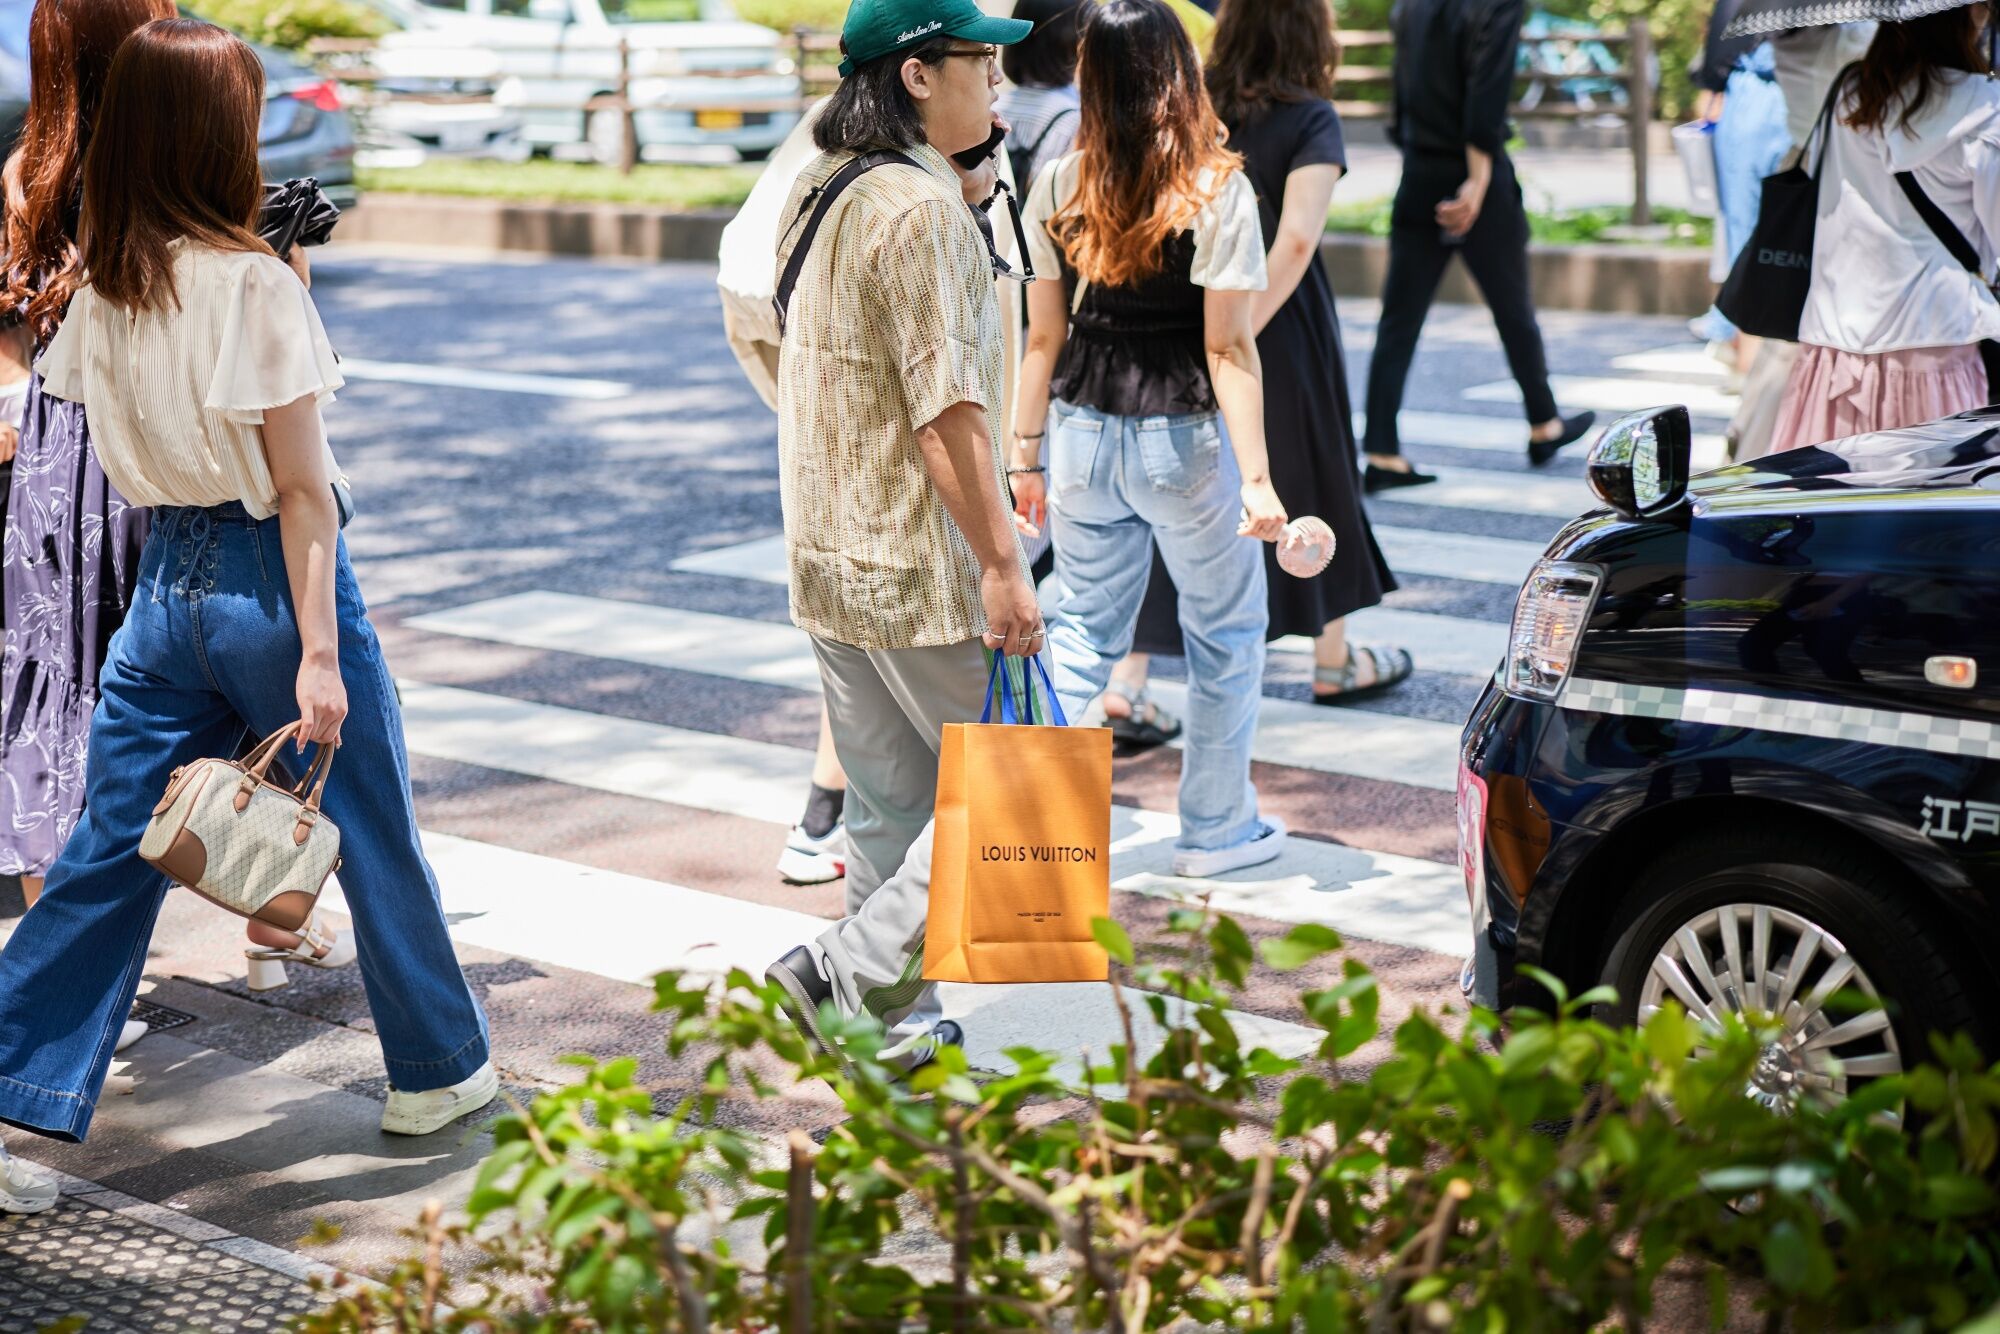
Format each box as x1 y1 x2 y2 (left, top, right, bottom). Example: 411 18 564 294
767 946 842 1066
1363 463 1439 495
904 1020 965 1075
1528 411 1598 467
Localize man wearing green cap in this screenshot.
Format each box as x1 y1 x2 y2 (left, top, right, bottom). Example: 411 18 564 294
764 0 1038 1074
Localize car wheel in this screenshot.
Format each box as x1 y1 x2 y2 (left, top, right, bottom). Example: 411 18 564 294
1598 829 1975 1111
739 147 773 163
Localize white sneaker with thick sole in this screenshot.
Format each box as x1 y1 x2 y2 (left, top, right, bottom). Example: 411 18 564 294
777 822 847 885
1172 818 1288 879
115 1019 148 1053
381 1061 500 1136
0 1141 57 1215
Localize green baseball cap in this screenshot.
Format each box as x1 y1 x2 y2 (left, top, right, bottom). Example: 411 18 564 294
837 0 1032 77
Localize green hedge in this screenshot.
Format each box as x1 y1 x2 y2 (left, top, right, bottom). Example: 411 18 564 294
187 0 387 53
298 912 2000 1332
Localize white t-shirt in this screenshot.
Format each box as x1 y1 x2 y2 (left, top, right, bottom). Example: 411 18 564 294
1800 69 2000 355
38 242 344 519
1023 152 1268 292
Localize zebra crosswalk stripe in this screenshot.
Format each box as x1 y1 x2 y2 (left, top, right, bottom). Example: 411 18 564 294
391 678 1471 953
403 595 1467 789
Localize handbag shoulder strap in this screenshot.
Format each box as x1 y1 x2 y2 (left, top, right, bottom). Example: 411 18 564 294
773 149 920 337
1895 168 1985 276
1803 62 1859 179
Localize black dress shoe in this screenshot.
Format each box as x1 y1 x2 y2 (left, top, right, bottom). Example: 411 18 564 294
1363 463 1439 495
905 1019 965 1075
767 945 842 1065
1527 411 1598 467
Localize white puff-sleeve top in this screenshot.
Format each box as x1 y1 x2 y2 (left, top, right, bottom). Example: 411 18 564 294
38 241 344 520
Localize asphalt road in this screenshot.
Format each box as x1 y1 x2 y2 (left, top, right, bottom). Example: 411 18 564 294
0 244 1748 1323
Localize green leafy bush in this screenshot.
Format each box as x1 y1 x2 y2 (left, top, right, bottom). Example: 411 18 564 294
1327 197 1714 249
298 911 2000 1332
188 0 388 53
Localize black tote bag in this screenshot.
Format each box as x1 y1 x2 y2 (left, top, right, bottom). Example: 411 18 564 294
1716 68 1851 341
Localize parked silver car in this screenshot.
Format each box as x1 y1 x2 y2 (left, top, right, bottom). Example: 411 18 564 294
258 43 360 208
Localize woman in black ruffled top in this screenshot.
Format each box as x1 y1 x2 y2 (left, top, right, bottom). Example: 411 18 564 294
1008 0 1293 881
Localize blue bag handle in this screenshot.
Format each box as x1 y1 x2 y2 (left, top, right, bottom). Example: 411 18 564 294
979 653 1070 728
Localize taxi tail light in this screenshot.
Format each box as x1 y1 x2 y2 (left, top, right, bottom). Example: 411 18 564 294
1505 560 1600 700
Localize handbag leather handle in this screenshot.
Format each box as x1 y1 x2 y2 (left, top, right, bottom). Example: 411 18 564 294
236 722 338 822
239 723 303 782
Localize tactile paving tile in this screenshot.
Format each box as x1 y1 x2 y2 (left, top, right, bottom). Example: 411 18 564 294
12 1267 324 1333
0 1214 251 1297
0 1193 119 1237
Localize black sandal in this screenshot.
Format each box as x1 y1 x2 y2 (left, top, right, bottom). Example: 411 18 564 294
1105 681 1183 749
1311 644 1414 706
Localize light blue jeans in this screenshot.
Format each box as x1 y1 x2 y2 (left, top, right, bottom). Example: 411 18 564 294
1044 400 1267 853
0 503 490 1141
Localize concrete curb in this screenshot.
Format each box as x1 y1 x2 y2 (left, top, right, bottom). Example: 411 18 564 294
339 193 1712 317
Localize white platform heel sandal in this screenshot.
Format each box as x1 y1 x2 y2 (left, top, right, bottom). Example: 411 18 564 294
245 913 357 991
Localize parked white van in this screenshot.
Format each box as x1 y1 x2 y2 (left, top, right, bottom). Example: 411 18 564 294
376 0 802 162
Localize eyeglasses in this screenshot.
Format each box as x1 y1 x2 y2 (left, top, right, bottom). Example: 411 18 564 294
940 45 999 67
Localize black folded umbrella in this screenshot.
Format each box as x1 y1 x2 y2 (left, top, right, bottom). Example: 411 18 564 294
1722 0 1978 39
258 177 342 259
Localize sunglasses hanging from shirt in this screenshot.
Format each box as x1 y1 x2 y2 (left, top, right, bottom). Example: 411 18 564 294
953 124 1036 285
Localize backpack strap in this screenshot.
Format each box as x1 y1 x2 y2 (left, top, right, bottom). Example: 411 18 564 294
1025 106 1079 165
773 149 920 337
1895 169 1985 277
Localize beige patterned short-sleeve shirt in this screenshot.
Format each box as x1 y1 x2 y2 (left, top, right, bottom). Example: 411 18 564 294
775 143 1022 651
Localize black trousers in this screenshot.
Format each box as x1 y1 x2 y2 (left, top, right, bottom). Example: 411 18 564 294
1363 163 1559 456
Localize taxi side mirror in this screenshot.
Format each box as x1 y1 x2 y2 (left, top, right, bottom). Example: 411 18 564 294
1587 405 1691 522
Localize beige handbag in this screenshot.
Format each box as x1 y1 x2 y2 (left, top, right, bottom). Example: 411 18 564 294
139 722 342 932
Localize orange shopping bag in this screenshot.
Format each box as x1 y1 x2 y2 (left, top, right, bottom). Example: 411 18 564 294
924 654 1113 984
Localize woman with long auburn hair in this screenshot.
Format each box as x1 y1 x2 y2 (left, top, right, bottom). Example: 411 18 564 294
1770 3 2000 449
1010 0 1292 880
0 19 494 1213
1206 0 1409 705
0 0 169 928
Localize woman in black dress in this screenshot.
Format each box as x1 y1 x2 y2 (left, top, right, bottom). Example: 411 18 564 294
1205 0 1409 702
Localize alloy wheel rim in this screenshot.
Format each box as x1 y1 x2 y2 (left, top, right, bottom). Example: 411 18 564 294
1637 903 1903 1111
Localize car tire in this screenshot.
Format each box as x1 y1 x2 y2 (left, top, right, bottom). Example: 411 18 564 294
1597 828 1976 1105
739 147 773 163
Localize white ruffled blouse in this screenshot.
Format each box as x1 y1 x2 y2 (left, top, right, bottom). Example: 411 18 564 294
38 241 344 520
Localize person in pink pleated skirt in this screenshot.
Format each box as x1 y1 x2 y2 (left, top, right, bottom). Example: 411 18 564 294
1770 7 2000 454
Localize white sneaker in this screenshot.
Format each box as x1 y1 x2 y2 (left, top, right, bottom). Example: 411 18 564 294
115 1019 148 1053
777 822 847 885
1172 818 1288 879
380 1061 500 1136
0 1140 57 1215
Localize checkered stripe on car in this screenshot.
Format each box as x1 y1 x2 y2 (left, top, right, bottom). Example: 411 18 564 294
1558 677 2000 760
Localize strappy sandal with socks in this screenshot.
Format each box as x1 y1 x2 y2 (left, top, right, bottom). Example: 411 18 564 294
1312 644 1414 706
1104 680 1182 750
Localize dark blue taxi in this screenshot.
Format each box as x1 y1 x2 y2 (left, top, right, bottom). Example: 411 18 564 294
1458 405 2000 1106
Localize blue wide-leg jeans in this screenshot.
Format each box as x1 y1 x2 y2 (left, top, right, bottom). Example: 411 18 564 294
1044 400 1268 853
0 503 489 1141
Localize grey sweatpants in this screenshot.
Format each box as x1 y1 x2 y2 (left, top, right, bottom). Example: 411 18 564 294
809 634 994 1061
